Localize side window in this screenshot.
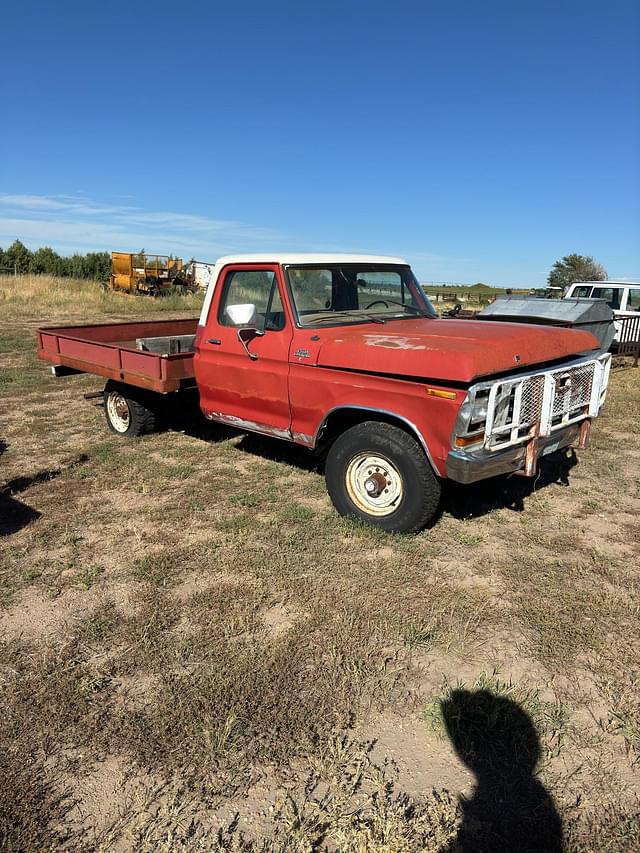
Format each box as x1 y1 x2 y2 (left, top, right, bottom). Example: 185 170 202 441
591 287 622 310
626 288 640 311
572 285 592 298
218 270 285 331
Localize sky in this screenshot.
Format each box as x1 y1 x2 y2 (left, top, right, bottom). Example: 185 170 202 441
1 0 639 287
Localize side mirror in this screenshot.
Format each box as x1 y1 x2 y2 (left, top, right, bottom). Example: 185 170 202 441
225 303 257 327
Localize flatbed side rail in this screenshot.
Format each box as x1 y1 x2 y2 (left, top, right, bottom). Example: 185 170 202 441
37 318 198 393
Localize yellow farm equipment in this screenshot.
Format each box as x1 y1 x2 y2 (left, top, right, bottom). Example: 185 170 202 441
109 252 195 296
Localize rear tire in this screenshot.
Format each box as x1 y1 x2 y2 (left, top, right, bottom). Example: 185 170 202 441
103 380 156 437
325 421 441 533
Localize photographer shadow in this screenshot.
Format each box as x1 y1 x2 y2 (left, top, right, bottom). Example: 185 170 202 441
441 688 563 853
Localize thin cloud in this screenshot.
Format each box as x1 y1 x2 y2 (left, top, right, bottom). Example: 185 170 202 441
0 195 76 211
0 193 290 259
0 193 496 281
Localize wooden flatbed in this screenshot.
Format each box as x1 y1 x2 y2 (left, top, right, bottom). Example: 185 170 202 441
37 318 198 393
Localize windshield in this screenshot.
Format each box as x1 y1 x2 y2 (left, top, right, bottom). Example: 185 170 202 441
285 264 436 326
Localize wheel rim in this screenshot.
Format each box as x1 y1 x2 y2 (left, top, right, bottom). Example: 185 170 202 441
106 392 131 433
345 453 403 517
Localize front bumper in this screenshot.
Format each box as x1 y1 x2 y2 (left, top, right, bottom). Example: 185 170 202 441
445 424 581 484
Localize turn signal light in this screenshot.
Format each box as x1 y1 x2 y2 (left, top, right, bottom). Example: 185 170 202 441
455 434 483 447
426 388 457 400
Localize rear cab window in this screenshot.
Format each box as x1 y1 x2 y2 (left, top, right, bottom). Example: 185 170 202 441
289 269 332 313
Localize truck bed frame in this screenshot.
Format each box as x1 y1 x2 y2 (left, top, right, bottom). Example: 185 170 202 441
37 318 198 393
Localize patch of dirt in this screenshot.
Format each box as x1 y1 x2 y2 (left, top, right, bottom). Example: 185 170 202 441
0 583 139 642
103 582 142 617
0 587 93 642
172 570 255 602
365 709 474 799
60 756 152 845
261 601 302 637
114 672 158 711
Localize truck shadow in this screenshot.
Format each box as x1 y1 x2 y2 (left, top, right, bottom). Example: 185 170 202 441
224 436 578 520
165 401 579 521
165 400 319 472
440 688 563 852
0 447 89 537
440 449 578 520
235 432 320 472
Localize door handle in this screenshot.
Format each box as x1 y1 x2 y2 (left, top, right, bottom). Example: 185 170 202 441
207 338 222 345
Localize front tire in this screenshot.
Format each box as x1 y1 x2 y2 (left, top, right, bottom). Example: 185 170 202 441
325 421 441 533
103 381 156 437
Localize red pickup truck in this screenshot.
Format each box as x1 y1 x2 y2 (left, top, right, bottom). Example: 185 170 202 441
38 254 611 532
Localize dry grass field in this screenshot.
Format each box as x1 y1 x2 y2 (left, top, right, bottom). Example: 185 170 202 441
1 275 639 851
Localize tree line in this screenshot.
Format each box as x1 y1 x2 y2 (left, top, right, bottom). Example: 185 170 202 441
0 240 110 281
0 240 609 292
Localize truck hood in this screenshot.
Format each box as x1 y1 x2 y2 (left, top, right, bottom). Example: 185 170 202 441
314 318 600 384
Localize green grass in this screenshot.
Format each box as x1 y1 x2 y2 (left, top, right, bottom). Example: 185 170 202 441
131 553 183 586
0 333 33 353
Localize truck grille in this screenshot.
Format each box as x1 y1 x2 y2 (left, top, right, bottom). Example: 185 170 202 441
484 355 611 450
551 362 594 420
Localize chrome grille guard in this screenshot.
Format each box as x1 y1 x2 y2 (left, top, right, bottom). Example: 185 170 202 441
483 353 611 451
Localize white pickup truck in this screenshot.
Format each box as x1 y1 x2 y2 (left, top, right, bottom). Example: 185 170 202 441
565 281 640 344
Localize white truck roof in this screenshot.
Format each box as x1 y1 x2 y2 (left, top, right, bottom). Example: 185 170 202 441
568 281 640 289
212 253 408 266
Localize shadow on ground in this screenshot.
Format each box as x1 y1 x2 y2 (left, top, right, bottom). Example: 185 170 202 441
441 688 563 853
165 395 579 521
0 448 89 536
164 394 319 472
441 449 578 520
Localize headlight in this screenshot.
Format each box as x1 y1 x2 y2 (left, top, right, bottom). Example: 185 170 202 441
470 390 489 424
451 387 490 447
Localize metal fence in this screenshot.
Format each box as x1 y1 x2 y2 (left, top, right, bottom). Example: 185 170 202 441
426 290 500 304
423 287 530 304
617 315 640 366
0 265 18 276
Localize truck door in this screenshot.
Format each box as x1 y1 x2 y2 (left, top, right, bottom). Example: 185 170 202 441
195 264 293 436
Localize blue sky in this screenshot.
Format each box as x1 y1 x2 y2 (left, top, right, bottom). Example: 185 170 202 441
1 0 638 286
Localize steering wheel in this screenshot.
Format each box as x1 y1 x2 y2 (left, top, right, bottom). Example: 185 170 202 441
364 300 389 309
